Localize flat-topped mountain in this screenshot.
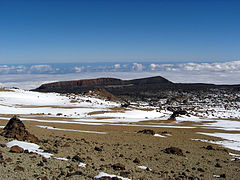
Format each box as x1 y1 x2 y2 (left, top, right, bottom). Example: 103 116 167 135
33 76 240 102
34 76 172 92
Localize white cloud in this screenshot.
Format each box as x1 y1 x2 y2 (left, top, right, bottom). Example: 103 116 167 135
114 64 121 69
74 66 84 73
178 61 240 72
132 63 144 71
30 65 53 73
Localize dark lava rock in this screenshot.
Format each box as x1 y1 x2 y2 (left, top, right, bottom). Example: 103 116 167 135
0 151 3 160
95 177 121 180
72 155 83 162
205 145 214 150
10 145 24 153
37 161 44 167
14 166 25 172
121 101 130 108
197 168 205 172
164 147 184 156
168 110 187 120
39 176 49 180
1 115 39 143
120 171 131 177
215 163 222 168
94 146 103 152
66 171 82 177
133 158 140 164
137 129 155 135
220 174 226 178
112 163 126 170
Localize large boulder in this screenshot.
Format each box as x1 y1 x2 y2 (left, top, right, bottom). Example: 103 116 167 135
168 110 187 120
1 115 39 143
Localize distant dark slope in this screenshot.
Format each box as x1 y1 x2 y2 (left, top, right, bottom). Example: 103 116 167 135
127 76 173 85
35 78 124 93
33 76 240 102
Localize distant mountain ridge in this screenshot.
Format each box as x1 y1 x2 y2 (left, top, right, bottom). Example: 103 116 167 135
33 76 240 102
35 76 172 92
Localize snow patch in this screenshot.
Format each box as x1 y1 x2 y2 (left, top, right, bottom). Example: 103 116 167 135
6 140 53 158
95 172 131 180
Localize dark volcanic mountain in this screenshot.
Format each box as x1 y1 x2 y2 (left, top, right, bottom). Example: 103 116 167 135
33 76 240 102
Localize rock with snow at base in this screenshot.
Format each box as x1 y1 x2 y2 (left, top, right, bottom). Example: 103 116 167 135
1 115 39 143
10 145 24 153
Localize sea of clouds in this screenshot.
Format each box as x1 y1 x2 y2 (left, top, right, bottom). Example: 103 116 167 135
0 61 240 89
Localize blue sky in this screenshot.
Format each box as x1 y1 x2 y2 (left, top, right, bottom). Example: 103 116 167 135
0 0 239 64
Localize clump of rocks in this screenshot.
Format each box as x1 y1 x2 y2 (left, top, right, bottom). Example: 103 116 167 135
1 115 39 143
137 129 155 135
164 147 184 156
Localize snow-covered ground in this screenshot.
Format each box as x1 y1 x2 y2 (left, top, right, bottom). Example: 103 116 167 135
0 89 240 154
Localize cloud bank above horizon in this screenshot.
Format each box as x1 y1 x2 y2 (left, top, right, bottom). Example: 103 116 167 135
0 61 240 89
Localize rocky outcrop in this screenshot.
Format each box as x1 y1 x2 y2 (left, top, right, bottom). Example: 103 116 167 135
1 116 39 143
35 78 124 92
137 129 155 135
168 110 187 120
164 147 184 156
10 145 24 153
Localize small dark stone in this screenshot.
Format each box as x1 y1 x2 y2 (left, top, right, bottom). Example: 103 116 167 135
39 176 49 180
94 146 102 152
205 145 214 150
164 147 184 156
120 171 130 177
72 155 83 162
137 129 155 135
220 174 226 178
66 171 82 177
215 163 222 168
37 161 44 167
112 163 125 170
197 168 205 172
133 158 140 164
14 166 25 172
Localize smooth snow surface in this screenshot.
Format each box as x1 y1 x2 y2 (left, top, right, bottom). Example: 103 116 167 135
154 134 166 138
95 172 131 180
193 132 240 151
55 157 69 161
79 162 86 168
6 140 53 158
137 166 152 171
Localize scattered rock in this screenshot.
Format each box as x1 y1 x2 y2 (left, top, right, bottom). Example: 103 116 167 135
133 158 140 164
120 171 130 177
168 110 187 120
1 115 39 143
66 171 82 177
137 129 155 135
14 166 25 172
94 146 103 152
164 147 184 156
205 145 214 150
10 145 24 153
39 176 49 180
72 155 83 162
112 163 125 170
215 163 222 168
5 157 12 162
37 161 44 167
197 168 205 172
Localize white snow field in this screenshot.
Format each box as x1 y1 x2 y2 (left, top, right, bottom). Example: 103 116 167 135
0 89 240 154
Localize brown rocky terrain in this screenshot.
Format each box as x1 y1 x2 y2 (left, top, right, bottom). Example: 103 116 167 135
0 116 240 179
